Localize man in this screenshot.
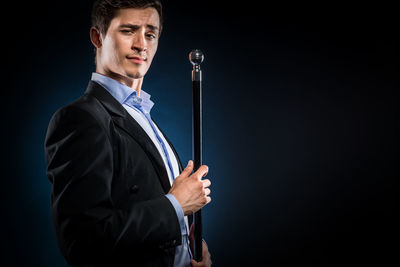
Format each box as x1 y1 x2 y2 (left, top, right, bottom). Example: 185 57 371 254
44 1 212 266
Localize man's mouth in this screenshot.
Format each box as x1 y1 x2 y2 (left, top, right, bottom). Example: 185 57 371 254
127 55 146 64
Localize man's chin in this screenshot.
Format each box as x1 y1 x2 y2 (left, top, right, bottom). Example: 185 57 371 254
126 71 144 79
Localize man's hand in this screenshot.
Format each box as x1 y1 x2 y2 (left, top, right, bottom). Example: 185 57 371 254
190 241 212 267
168 160 211 216
189 224 212 267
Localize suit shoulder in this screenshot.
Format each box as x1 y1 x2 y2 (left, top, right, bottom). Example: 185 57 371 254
44 93 113 149
45 94 112 144
49 93 107 126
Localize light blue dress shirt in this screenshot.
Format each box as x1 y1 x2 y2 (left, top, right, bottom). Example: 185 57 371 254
91 72 191 267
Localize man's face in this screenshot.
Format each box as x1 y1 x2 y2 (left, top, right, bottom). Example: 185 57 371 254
97 8 160 79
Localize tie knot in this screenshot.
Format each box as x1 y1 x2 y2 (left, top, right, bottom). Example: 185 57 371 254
133 95 143 105
124 92 154 114
132 95 143 105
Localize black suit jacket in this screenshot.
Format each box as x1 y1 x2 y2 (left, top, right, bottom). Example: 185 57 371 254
44 81 191 267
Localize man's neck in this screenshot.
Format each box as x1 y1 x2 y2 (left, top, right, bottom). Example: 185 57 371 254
96 69 143 97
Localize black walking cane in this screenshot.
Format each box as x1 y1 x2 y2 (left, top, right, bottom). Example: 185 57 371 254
189 49 204 262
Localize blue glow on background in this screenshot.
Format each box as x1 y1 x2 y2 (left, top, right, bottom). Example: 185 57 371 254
16 23 232 266
5 1 398 266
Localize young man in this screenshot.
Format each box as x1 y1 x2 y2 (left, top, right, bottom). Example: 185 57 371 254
44 1 212 266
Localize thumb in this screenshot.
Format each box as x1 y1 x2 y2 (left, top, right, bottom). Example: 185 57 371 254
189 223 194 242
189 223 194 254
181 160 194 177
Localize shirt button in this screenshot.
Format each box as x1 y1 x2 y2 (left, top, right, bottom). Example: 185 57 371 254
133 96 142 103
129 185 139 193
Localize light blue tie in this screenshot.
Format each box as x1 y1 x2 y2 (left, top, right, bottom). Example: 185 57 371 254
127 94 193 264
128 95 176 180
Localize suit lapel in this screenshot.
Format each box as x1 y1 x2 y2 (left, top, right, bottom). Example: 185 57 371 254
153 120 194 226
152 120 183 173
85 81 171 193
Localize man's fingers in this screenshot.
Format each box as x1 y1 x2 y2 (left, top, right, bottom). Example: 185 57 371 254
202 179 211 188
203 240 209 251
180 160 194 177
192 165 208 180
204 188 211 196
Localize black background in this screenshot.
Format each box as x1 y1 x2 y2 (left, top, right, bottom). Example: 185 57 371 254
3 1 398 266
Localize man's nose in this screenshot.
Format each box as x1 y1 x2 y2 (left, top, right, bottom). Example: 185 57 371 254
132 32 146 52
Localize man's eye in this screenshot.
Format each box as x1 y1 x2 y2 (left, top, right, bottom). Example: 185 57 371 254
121 30 132 34
146 34 156 39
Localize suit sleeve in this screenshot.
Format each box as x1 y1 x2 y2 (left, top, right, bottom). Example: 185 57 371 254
44 104 181 265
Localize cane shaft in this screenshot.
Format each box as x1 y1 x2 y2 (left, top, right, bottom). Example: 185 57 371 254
189 49 204 262
192 78 203 261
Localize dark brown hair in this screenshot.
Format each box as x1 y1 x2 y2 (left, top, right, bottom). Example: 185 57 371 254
91 0 163 36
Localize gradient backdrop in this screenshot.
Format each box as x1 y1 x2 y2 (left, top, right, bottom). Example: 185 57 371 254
3 1 398 266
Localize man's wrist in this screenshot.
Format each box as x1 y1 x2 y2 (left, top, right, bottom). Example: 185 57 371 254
165 193 187 234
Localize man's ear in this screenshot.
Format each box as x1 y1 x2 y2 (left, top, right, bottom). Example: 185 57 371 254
90 27 102 48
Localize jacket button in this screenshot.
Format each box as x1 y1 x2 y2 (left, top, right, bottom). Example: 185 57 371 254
171 239 177 245
129 185 139 193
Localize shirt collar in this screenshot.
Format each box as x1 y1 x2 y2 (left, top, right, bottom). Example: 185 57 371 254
91 72 154 114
